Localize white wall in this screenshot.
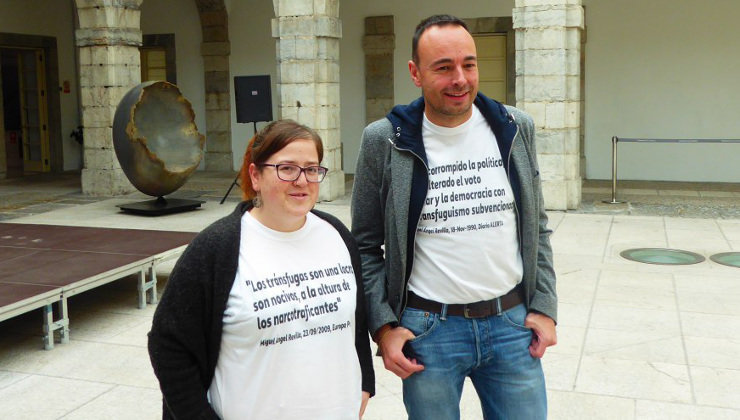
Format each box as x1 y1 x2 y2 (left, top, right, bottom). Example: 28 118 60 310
140 0 206 168
583 0 740 182
339 1 514 173
0 0 81 171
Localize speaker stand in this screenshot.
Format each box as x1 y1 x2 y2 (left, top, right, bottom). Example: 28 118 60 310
220 121 258 204
220 172 241 204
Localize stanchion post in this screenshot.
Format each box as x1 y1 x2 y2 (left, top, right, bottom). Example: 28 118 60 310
604 136 622 204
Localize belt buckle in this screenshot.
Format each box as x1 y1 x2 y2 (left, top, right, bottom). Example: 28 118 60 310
463 304 483 319
463 300 498 318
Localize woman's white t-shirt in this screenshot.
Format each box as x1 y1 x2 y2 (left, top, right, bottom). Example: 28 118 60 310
208 211 361 420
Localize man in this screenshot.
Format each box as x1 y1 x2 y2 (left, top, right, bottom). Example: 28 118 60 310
351 14 557 419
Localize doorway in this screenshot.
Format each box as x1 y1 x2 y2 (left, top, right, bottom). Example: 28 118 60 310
473 34 508 104
1 47 51 176
466 17 515 106
141 33 177 84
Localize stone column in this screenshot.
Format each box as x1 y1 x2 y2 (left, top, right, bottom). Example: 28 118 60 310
513 0 583 210
75 0 143 195
197 3 232 170
363 16 395 125
272 0 343 201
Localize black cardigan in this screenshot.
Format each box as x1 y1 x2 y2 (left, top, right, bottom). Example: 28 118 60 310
148 202 375 419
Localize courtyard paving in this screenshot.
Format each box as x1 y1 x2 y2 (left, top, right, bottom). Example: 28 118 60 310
1 172 739 419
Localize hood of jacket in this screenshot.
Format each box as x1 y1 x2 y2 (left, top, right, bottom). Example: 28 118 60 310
385 93 519 173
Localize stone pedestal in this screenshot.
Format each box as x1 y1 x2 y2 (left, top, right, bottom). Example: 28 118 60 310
514 0 584 210
75 0 143 196
272 0 344 201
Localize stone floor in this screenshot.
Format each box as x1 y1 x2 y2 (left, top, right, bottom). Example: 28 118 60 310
579 179 740 219
1 171 739 419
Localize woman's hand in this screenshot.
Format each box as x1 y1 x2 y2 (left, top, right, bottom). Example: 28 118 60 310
359 391 370 418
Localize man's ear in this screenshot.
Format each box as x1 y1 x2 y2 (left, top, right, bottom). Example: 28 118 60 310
408 60 422 88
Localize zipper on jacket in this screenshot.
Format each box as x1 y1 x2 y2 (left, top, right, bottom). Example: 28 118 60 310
506 115 524 255
388 134 429 314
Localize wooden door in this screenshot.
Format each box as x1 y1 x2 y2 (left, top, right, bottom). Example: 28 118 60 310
18 48 50 172
473 34 507 104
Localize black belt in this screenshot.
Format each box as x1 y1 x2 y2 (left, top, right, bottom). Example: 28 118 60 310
406 285 524 318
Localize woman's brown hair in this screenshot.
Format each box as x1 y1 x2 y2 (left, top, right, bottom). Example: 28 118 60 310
240 119 323 201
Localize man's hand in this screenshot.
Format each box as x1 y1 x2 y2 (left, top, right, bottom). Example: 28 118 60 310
378 326 424 379
359 391 370 418
525 312 557 358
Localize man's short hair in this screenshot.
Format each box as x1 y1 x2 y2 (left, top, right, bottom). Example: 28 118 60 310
412 14 470 64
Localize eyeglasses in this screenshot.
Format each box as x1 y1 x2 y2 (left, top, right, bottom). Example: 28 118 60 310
258 163 328 183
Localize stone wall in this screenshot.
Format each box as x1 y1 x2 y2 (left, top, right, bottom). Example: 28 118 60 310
363 16 394 125
196 0 232 171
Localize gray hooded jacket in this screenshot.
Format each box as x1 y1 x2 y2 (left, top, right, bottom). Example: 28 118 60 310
351 94 557 337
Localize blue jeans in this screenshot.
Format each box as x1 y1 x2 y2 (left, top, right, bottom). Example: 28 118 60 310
400 304 546 420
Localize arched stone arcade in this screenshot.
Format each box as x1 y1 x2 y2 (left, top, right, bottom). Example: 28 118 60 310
71 0 582 207
74 0 234 195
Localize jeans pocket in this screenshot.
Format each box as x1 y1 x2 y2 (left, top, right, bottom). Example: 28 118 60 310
501 304 531 331
400 308 438 343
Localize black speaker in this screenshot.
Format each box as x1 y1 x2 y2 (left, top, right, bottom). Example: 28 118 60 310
234 75 273 123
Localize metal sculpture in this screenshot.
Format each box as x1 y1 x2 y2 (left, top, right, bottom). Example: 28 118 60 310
112 81 205 214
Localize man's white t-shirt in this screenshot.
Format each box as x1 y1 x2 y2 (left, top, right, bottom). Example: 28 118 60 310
208 212 361 420
408 105 523 304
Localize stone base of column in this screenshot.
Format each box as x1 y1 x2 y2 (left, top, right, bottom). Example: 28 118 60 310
567 178 582 209
204 151 234 171
318 170 345 202
542 178 581 210
81 168 135 196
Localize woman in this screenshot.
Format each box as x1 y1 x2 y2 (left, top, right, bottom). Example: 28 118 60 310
148 120 374 419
